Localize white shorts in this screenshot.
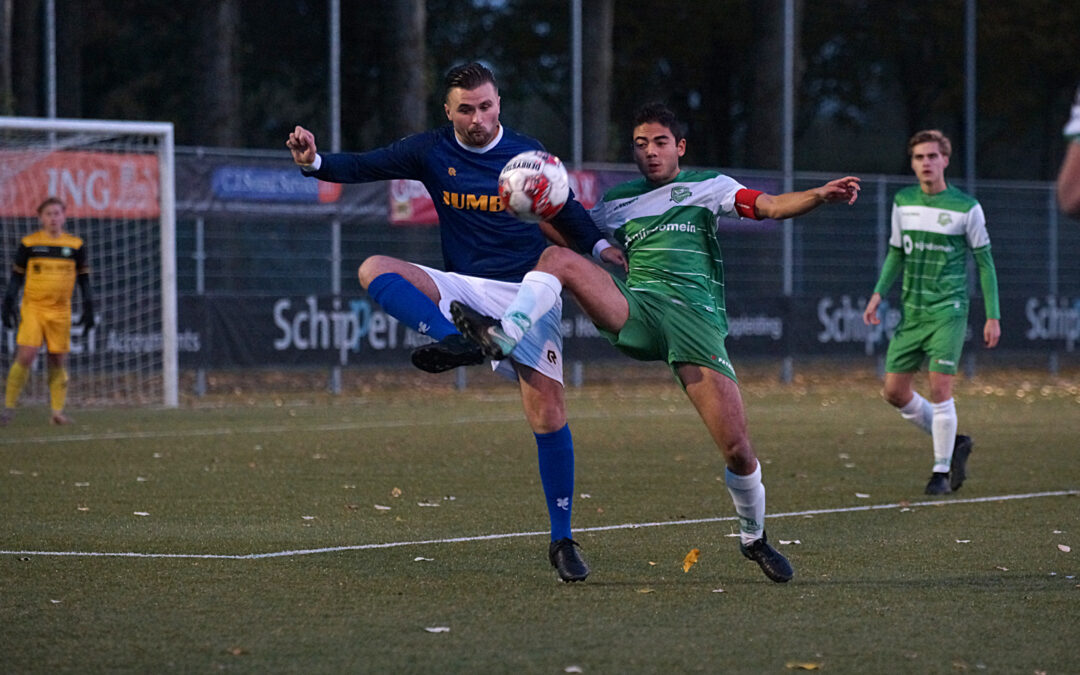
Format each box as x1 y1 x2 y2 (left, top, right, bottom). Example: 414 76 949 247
415 264 564 385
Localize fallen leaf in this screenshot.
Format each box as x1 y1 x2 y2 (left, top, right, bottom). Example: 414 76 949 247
76 506 89 512
373 504 391 511
391 487 402 498
301 515 315 520
579 493 591 499
994 566 1009 571
424 626 450 633
855 492 870 499
564 666 584 673
711 588 725 593
414 557 434 562
779 540 801 545
785 662 822 670
227 647 247 656
648 561 657 566
956 539 972 544
418 502 440 508
637 588 655 594
1058 544 1071 553
133 511 150 517
682 548 701 573
49 599 62 604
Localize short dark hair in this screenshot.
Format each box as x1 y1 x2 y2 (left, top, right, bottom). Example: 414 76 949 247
632 102 685 142
908 129 952 157
444 62 498 99
37 196 65 214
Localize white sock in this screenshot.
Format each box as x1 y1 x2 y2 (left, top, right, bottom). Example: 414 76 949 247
725 464 765 545
899 391 933 434
931 398 958 473
501 271 562 342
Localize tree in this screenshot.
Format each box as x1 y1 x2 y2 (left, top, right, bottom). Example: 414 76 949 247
1 0 13 114
197 0 241 147
582 0 613 163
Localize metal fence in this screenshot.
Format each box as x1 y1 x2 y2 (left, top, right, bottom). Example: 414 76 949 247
173 149 1080 390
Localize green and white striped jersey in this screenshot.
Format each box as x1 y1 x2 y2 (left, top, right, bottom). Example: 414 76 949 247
589 170 747 331
886 184 991 318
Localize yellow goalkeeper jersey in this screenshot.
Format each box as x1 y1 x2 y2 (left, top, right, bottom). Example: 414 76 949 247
13 230 88 311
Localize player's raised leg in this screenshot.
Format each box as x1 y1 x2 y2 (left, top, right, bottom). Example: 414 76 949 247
452 247 627 358
358 255 484 372
678 364 793 583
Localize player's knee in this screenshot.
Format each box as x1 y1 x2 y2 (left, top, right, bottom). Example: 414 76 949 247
536 246 575 272
357 255 393 289
722 437 755 472
881 387 907 408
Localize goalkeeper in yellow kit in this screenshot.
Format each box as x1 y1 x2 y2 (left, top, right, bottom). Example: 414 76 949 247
1 197 95 425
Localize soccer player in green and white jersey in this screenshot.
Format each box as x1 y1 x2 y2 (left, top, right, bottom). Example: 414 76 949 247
450 103 861 583
862 129 1001 496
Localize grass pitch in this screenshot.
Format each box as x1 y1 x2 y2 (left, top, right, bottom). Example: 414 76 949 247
1 367 1077 673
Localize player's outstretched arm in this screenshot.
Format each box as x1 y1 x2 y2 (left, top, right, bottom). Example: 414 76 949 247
752 176 861 220
286 126 318 166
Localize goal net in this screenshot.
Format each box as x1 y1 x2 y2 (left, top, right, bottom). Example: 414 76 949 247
0 118 177 408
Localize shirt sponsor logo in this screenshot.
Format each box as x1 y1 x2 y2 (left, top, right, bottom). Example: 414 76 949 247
442 191 504 212
937 212 953 226
624 221 698 246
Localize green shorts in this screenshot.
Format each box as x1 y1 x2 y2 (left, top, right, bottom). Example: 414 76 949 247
598 276 738 384
885 313 968 375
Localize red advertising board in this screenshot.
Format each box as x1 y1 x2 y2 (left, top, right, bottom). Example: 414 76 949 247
0 150 161 218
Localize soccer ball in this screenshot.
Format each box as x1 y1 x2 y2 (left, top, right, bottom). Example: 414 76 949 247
498 150 569 222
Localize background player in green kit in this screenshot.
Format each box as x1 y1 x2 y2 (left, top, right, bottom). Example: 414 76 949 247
451 103 861 583
862 129 1001 496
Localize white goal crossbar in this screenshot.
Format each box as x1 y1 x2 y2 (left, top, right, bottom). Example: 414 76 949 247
0 117 177 407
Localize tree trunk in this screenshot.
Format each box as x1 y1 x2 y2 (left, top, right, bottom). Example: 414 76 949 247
56 0 81 117
12 0 41 116
0 0 12 114
381 0 427 139
198 0 241 146
746 0 804 170
582 0 613 163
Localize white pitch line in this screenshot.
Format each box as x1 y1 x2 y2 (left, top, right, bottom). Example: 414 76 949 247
1 489 1074 560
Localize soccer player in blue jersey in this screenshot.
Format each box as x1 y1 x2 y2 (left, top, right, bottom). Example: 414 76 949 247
287 62 624 582
452 103 862 583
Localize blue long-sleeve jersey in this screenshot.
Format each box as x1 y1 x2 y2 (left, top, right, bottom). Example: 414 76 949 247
303 124 603 282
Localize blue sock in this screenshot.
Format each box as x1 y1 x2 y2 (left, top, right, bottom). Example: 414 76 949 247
367 273 457 339
535 424 574 541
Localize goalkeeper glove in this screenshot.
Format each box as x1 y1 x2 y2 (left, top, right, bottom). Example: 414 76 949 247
81 302 96 331
1 295 15 330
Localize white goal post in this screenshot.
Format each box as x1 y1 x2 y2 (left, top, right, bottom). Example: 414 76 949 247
0 117 177 408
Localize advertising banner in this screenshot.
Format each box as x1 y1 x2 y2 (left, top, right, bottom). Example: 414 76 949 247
0 150 160 218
